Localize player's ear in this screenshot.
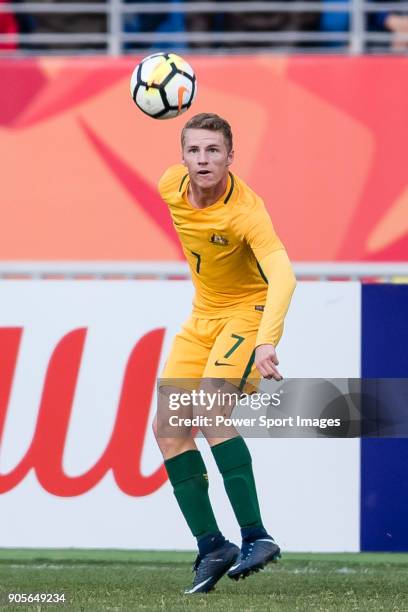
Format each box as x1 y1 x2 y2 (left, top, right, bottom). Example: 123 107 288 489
227 148 234 166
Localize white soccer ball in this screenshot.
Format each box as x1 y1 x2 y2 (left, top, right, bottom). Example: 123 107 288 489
130 52 197 120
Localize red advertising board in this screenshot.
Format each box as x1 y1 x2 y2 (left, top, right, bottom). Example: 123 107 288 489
0 280 360 549
1 56 407 261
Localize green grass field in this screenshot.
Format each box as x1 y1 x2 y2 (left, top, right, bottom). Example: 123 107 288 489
1 549 408 611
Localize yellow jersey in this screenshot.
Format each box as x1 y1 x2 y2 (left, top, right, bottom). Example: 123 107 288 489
158 164 286 319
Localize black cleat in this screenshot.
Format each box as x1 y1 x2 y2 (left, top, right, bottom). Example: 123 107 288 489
184 541 240 594
227 537 281 580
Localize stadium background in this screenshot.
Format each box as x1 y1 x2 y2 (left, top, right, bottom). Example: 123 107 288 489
1 20 408 563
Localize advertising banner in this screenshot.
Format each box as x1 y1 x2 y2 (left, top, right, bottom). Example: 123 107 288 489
1 57 407 262
0 281 360 551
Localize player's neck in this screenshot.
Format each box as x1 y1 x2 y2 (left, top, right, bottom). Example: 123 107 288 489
188 175 228 209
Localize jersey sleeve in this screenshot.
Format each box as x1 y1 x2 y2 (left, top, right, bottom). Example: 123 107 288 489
240 196 285 261
255 250 297 347
158 164 188 205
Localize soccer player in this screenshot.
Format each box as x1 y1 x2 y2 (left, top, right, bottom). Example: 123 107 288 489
153 113 296 594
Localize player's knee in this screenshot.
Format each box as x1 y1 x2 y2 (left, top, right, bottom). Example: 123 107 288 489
153 412 193 456
152 415 159 439
156 435 194 459
152 411 179 439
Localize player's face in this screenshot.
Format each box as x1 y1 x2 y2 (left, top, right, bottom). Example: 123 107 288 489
182 129 234 189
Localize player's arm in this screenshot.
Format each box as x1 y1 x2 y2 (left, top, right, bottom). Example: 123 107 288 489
242 197 296 380
255 250 296 380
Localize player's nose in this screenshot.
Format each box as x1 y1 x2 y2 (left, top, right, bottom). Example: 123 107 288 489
198 150 208 164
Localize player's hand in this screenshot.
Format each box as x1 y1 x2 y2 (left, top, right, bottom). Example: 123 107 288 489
255 344 282 380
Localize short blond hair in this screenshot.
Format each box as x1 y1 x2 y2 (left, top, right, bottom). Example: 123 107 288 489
181 113 233 153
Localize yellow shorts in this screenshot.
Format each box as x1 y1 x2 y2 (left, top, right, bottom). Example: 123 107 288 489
160 311 263 391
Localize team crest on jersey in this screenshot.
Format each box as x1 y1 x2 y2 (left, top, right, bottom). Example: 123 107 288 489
210 233 229 246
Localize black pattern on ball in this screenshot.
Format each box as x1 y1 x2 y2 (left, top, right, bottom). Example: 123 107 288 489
131 53 196 119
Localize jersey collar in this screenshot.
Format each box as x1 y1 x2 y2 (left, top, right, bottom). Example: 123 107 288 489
179 171 236 208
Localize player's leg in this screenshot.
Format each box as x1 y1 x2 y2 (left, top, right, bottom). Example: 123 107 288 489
199 313 281 579
153 385 196 458
153 318 239 593
196 380 278 575
154 384 221 547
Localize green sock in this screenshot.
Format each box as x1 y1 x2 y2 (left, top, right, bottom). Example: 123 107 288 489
165 450 219 538
211 436 263 528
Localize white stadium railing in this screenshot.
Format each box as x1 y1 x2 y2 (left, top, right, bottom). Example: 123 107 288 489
0 0 407 55
0 262 407 281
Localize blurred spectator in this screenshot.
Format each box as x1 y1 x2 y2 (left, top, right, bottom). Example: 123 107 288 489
124 0 186 50
320 0 348 40
185 2 224 46
0 0 18 50
186 0 320 48
26 0 107 50
224 0 320 46
384 13 408 50
320 0 407 50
